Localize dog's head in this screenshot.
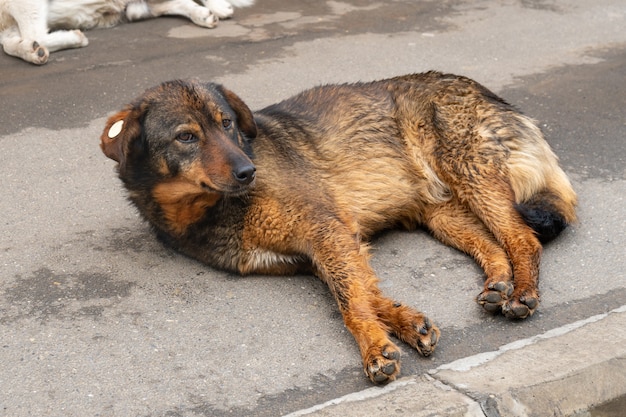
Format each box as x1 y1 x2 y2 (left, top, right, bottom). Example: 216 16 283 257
100 80 257 233
101 80 257 195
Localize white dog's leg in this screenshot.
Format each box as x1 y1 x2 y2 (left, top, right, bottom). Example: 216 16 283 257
125 1 153 21
40 30 88 52
202 0 234 19
137 0 217 28
0 28 49 65
1 1 89 65
0 2 50 64
199 0 254 19
224 0 255 6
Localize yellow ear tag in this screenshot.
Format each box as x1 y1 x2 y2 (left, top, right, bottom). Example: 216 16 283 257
108 120 124 138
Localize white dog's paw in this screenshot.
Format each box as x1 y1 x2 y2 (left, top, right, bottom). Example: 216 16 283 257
191 8 218 28
72 30 89 47
205 0 235 19
29 41 49 65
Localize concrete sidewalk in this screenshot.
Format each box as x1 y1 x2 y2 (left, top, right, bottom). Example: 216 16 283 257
286 306 626 417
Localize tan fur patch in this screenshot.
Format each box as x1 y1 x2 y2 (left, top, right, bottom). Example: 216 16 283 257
152 180 221 235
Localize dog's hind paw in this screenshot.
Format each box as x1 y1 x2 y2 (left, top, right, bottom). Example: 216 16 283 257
364 344 401 384
502 292 539 319
477 281 513 313
73 30 89 47
478 282 538 319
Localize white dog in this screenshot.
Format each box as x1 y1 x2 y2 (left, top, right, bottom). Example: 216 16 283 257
0 0 254 65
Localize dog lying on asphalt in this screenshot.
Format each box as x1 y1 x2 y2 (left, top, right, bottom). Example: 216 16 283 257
100 71 577 383
0 0 253 64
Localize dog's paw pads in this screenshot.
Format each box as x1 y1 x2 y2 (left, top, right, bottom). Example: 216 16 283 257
30 41 49 65
502 293 539 319
365 345 400 384
413 316 439 356
477 281 514 313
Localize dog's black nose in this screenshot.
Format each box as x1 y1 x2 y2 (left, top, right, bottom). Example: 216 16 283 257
233 164 256 185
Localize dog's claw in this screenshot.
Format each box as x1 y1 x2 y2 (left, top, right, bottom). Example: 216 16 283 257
520 295 538 309
382 348 400 360
489 281 514 296
381 361 396 375
418 316 432 335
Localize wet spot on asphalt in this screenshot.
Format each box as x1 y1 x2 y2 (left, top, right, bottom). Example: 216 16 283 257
3 267 135 323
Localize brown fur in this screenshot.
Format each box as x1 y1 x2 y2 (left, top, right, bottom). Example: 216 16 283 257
100 72 577 383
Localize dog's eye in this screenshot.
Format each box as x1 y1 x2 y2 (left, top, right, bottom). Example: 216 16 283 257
176 132 197 143
222 118 233 130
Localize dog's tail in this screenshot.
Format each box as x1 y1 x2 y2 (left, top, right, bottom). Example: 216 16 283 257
498 114 578 244
515 175 577 243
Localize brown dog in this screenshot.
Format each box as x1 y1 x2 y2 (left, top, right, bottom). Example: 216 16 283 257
100 72 577 383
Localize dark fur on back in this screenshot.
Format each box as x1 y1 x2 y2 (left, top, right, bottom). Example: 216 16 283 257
100 72 577 384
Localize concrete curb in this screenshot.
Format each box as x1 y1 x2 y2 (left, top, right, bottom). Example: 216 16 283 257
284 305 626 417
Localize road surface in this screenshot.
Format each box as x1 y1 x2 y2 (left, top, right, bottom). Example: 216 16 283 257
1 1 625 415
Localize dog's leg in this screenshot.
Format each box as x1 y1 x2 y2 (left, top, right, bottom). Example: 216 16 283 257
423 199 517 314
39 30 88 53
308 224 439 383
137 0 218 28
452 174 542 319
240 199 438 383
0 28 48 65
311 242 403 384
1 5 88 65
0 3 50 65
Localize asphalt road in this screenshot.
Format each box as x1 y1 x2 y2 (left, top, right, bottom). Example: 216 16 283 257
1 1 625 416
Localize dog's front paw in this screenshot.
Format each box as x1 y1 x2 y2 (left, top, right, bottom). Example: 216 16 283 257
413 316 440 356
380 303 440 357
206 0 235 19
364 344 401 384
192 9 218 28
30 41 49 65
396 314 440 357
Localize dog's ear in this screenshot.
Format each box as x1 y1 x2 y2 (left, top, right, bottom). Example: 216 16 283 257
217 85 257 139
100 107 143 170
